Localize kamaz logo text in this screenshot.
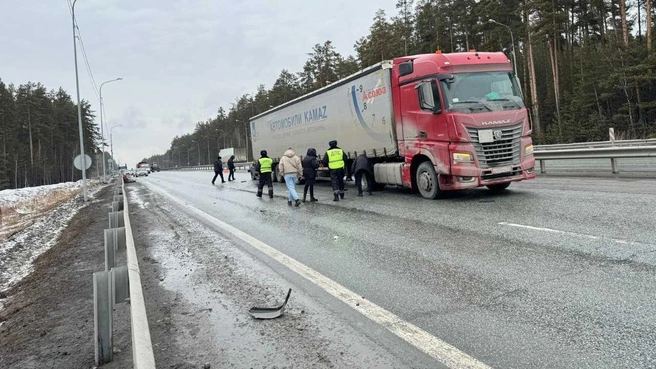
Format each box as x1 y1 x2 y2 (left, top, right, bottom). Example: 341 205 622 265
481 119 511 125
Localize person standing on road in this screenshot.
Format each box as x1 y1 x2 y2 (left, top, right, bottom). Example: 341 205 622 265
302 148 319 202
352 154 374 197
278 147 303 206
212 156 225 184
227 155 236 181
255 150 274 199
322 140 348 202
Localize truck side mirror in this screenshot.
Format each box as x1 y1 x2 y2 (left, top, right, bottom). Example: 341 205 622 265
416 81 442 114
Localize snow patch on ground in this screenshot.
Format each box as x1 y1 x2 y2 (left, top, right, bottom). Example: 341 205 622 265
0 180 101 242
0 180 88 207
0 181 105 297
128 187 148 209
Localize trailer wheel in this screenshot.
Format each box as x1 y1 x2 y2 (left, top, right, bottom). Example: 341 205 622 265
486 183 510 193
415 162 441 199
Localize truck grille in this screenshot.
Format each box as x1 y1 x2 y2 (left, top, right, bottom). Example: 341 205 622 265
467 125 522 168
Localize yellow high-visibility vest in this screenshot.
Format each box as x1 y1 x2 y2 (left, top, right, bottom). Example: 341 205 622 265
326 148 345 170
258 157 273 173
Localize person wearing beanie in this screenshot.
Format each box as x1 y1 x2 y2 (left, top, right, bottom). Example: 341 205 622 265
212 156 225 184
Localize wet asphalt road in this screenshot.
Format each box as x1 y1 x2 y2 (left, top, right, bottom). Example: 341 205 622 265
141 171 656 369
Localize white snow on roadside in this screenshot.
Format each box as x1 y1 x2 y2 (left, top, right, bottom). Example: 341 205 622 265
0 180 88 208
129 187 148 209
0 181 105 301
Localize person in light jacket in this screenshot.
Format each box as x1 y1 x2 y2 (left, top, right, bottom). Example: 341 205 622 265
212 156 225 184
278 147 303 206
302 148 319 202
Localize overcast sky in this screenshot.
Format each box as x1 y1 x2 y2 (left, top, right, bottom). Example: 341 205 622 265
0 0 397 166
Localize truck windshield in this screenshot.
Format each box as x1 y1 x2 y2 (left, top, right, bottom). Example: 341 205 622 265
440 72 524 113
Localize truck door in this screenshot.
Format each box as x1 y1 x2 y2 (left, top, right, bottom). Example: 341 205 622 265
400 79 450 173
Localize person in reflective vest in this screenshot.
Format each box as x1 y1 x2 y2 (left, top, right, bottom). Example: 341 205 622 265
254 150 274 198
322 140 349 202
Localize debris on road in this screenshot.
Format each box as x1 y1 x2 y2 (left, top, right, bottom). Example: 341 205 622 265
249 288 292 320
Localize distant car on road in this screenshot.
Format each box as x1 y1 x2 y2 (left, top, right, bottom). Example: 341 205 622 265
136 165 150 177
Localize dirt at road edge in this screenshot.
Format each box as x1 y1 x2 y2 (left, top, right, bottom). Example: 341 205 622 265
0 185 132 369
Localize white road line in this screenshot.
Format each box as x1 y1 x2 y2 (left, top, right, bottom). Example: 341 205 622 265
144 182 492 369
498 222 646 246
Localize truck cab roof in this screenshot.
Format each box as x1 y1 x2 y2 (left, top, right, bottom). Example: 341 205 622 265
394 52 513 85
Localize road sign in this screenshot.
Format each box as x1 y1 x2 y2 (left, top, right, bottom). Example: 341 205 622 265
74 154 92 170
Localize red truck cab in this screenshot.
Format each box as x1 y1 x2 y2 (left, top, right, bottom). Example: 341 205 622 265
391 51 536 198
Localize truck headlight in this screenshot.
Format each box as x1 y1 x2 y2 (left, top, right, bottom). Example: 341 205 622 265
525 145 534 156
452 152 474 163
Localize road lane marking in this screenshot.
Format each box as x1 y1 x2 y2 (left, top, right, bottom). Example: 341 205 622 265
144 182 492 369
498 222 647 246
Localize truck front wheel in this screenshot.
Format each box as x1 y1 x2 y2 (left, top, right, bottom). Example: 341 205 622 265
487 183 510 193
415 162 441 199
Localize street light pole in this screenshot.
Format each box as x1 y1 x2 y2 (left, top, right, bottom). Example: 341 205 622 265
71 0 88 201
237 119 249 160
489 19 517 74
99 78 122 182
110 124 123 173
197 141 201 165
187 147 192 166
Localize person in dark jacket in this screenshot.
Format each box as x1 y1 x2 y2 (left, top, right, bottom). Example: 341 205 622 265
212 156 225 184
227 155 236 181
322 140 349 201
302 148 319 202
351 154 374 196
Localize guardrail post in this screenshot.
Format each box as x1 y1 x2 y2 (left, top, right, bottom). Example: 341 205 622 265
539 160 546 174
94 270 113 365
111 201 123 212
109 211 125 228
611 158 618 173
104 227 126 270
104 231 116 271
111 266 130 306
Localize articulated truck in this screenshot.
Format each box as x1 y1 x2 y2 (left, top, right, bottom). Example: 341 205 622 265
249 51 536 199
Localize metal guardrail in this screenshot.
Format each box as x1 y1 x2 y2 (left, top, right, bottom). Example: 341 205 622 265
534 144 656 174
93 180 155 367
161 162 253 171
535 138 656 151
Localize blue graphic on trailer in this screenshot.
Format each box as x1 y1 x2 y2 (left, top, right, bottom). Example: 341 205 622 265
350 85 391 142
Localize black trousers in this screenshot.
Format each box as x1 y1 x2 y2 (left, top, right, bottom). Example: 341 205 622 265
228 168 235 181
257 172 273 198
355 170 374 194
330 168 345 194
303 178 316 199
212 170 224 184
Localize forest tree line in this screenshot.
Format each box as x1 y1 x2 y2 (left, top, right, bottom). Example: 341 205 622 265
148 0 656 167
0 80 111 190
